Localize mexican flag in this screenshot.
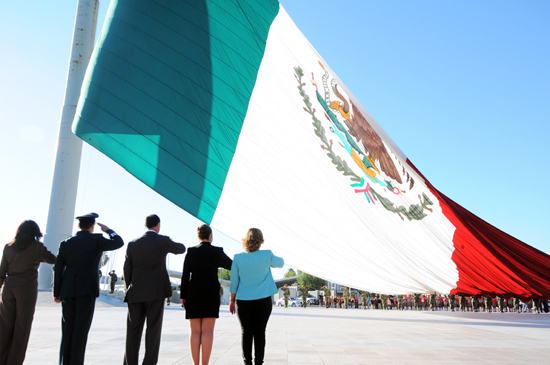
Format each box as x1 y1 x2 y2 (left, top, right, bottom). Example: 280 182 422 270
73 0 550 297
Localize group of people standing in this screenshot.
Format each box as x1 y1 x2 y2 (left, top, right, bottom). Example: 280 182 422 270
440 294 548 313
0 213 284 365
283 286 549 314
401 293 548 313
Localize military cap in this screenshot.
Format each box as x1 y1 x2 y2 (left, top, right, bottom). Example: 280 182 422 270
76 212 99 220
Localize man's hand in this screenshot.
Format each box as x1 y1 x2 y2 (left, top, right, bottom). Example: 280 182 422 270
54 297 61 304
181 299 186 309
97 222 110 232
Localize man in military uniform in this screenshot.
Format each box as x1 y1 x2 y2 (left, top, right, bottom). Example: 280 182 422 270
300 285 308 308
413 293 420 311
282 284 290 308
397 295 404 310
109 270 117 293
429 293 436 311
513 296 520 313
323 285 331 309
532 297 540 314
497 296 505 313
53 213 124 365
380 294 388 310
459 295 466 312
484 295 492 312
471 295 479 312
361 290 369 310
342 286 350 309
448 294 455 312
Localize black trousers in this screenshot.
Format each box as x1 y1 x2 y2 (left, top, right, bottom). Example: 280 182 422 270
60 295 96 365
124 299 165 365
236 297 272 365
0 284 38 365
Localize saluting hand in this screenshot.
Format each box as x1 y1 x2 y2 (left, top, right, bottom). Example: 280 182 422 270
97 222 110 232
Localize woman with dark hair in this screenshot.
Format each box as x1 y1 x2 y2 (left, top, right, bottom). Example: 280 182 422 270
0 220 56 365
181 224 232 365
229 228 284 365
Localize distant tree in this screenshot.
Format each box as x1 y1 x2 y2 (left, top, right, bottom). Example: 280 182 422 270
297 272 326 291
218 268 231 280
283 268 297 278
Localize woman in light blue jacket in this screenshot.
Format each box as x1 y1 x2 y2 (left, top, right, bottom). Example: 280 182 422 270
229 228 284 365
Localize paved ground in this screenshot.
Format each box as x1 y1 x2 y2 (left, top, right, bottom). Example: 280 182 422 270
25 291 550 364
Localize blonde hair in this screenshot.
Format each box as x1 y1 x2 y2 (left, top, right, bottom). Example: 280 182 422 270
242 228 264 252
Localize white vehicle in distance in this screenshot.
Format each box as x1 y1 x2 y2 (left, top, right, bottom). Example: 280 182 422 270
306 295 318 305
276 296 303 307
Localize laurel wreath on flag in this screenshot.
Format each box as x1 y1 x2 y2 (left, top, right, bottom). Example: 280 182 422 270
294 66 434 221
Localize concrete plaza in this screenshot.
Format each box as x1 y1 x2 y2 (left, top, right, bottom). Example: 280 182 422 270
25 292 549 364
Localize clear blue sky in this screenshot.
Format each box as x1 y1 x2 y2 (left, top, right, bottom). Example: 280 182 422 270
1 1 548 278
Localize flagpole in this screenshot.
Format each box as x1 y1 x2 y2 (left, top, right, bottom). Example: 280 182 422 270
38 0 100 290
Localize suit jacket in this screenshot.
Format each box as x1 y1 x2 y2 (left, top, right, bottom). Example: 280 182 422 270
180 242 232 300
0 240 56 288
229 249 284 300
123 231 186 303
53 230 123 299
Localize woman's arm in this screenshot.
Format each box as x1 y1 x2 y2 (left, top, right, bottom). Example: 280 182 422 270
229 293 236 315
229 259 239 315
270 251 284 268
39 242 56 264
229 260 239 295
0 247 8 288
180 252 191 306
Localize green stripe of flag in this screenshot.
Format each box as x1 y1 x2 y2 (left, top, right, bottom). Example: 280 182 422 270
73 0 280 222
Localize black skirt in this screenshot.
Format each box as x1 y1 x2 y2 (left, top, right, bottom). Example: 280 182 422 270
185 278 221 319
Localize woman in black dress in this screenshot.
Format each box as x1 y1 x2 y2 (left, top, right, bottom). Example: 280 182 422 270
180 224 232 365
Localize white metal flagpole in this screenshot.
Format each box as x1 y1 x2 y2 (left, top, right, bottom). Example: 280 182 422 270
38 0 100 290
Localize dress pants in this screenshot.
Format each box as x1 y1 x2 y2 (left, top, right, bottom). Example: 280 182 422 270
124 299 165 365
236 297 272 365
0 285 38 365
60 295 96 365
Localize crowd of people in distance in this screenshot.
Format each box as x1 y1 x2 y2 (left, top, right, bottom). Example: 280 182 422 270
305 290 549 314
0 214 284 365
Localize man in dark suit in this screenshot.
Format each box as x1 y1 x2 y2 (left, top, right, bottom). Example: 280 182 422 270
123 214 186 365
53 212 124 365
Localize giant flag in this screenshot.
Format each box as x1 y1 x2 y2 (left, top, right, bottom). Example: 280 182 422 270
73 0 550 297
